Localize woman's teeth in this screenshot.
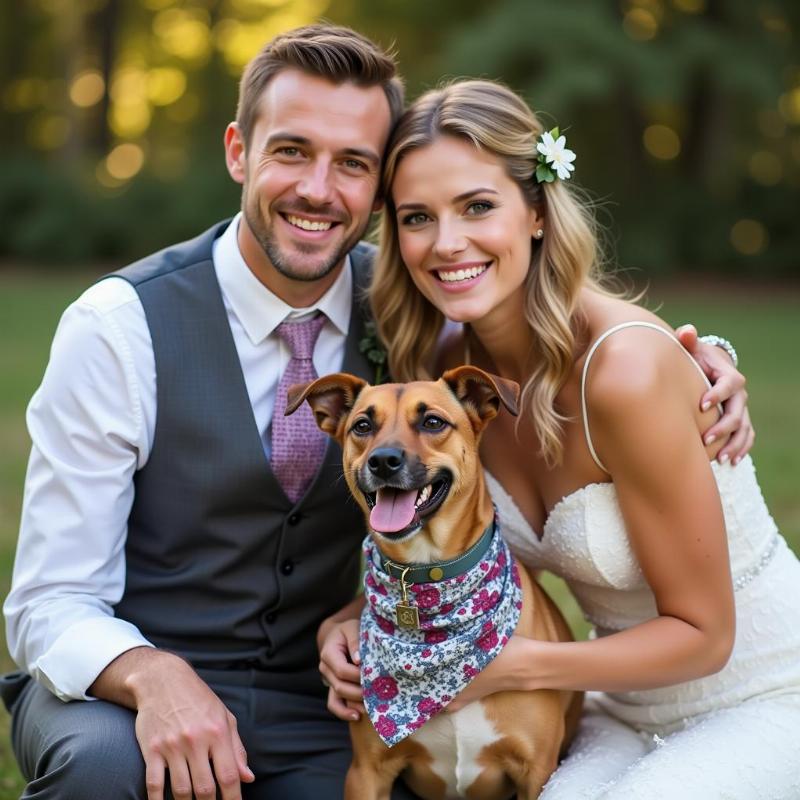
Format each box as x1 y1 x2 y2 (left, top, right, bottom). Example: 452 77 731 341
436 263 488 283
287 215 332 231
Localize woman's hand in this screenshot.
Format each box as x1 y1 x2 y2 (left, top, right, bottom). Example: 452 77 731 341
676 324 754 464
318 618 364 721
445 636 531 713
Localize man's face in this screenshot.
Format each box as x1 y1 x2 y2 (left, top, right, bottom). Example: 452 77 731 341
226 69 392 294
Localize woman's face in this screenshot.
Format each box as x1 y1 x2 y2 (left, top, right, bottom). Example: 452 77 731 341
391 135 542 324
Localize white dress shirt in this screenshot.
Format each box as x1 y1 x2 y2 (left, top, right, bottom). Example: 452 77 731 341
4 214 353 701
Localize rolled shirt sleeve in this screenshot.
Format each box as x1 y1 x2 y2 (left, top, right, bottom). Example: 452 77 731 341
4 278 156 701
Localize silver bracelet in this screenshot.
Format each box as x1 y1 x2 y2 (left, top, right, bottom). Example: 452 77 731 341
699 334 738 368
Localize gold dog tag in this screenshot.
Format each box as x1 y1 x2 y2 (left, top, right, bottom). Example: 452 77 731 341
387 564 419 629
396 603 420 629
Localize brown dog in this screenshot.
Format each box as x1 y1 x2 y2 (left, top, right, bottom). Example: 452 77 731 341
287 366 581 800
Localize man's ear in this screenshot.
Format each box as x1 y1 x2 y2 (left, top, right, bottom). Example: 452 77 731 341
285 373 369 443
224 122 246 185
441 366 520 434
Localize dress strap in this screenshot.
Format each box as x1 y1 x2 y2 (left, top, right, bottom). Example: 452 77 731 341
580 321 714 474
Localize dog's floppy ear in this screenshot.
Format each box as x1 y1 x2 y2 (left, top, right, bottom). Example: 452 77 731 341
285 373 368 442
441 365 520 433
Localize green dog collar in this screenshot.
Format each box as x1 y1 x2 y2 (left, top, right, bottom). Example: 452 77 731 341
378 519 496 584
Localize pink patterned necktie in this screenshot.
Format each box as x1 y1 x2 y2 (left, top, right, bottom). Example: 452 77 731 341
271 313 327 503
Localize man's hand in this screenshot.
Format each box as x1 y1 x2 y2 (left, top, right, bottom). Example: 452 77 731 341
676 324 755 464
90 648 254 800
318 618 364 721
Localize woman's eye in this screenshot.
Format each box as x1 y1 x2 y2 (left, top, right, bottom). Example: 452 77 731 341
466 201 494 215
401 212 430 226
352 419 373 435
422 416 446 431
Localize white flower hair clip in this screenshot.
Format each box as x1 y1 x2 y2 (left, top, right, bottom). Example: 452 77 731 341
535 128 576 183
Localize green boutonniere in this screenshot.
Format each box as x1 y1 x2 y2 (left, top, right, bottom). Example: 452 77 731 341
359 321 388 384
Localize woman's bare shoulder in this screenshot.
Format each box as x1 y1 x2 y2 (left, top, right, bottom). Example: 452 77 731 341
580 291 696 409
583 291 673 341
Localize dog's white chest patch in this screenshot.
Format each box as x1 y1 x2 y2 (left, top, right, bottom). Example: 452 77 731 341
411 702 501 797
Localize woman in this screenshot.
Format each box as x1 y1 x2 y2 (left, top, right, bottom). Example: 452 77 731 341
322 80 800 797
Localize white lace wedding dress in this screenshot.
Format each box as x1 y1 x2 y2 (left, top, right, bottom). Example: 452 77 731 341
486 322 800 799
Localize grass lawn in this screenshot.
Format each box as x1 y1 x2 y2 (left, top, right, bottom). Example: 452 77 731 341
0 269 797 796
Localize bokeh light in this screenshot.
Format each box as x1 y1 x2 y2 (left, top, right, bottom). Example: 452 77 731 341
69 70 105 108
106 143 146 180
748 151 783 186
146 68 187 106
643 124 681 160
623 9 659 41
778 88 800 125
730 219 768 256
153 8 213 63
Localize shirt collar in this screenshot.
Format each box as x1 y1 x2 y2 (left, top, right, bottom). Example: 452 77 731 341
213 212 353 345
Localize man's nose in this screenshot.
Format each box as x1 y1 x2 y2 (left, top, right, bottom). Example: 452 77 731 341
367 447 405 480
296 160 334 206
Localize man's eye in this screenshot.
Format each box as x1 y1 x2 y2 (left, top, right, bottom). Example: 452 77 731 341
278 147 300 157
421 416 446 431
352 418 373 435
344 159 366 170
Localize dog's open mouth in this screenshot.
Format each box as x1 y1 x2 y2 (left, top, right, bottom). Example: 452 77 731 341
364 472 451 539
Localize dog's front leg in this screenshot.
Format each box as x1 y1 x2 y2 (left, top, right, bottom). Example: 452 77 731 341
345 759 397 800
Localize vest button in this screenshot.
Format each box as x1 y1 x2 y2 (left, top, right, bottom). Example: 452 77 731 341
288 513 301 526
280 559 294 575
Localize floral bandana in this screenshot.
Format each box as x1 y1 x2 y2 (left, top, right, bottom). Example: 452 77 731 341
360 518 523 747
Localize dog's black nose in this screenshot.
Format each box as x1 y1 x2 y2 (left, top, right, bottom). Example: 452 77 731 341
367 447 405 480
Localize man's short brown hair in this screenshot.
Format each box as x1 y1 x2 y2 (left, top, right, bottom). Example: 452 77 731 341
236 23 404 149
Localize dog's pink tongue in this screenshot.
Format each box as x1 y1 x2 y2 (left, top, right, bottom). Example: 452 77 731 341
369 487 418 533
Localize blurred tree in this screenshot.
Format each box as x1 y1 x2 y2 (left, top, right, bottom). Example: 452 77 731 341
0 0 797 273
433 0 800 273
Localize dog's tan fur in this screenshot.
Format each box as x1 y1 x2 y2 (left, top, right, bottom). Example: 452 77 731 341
288 366 582 800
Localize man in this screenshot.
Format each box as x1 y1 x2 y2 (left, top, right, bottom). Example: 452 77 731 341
3 22 749 800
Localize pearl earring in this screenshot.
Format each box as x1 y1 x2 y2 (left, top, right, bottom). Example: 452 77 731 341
535 229 544 239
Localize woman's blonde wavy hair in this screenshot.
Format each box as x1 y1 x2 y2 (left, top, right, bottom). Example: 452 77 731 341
370 79 608 465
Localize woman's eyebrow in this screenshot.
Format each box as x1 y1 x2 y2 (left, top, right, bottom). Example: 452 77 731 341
396 188 498 213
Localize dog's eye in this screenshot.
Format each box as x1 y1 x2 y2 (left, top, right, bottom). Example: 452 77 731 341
421 415 446 432
352 418 373 436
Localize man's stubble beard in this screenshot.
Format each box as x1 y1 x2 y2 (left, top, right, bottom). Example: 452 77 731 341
243 193 370 283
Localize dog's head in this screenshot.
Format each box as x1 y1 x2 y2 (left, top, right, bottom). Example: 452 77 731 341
286 366 519 557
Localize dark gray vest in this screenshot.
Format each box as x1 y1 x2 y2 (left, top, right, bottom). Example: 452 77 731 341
112 221 375 694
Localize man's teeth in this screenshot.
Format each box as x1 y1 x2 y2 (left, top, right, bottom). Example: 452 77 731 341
437 264 488 283
287 215 332 231
415 484 432 507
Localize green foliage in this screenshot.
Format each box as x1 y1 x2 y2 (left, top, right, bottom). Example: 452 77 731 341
0 156 239 265
0 0 797 273
435 0 799 275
